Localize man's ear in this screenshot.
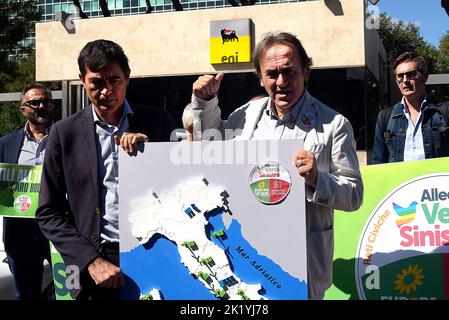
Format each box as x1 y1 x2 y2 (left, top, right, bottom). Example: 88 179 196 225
79 73 85 84
303 67 310 82
255 72 263 87
125 70 131 86
19 105 29 119
421 71 429 84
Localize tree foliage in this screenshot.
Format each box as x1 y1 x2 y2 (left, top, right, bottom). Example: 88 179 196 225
379 13 439 73
0 102 26 137
436 31 449 73
0 0 40 92
0 1 40 136
379 13 449 101
0 52 35 137
2 49 37 92
0 51 61 137
433 31 449 101
0 0 40 66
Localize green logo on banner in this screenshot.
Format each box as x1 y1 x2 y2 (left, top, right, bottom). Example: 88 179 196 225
356 173 449 300
0 163 42 218
248 161 291 205
14 195 32 213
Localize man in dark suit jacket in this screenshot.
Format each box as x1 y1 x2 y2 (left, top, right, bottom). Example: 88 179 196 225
0 83 54 299
36 39 175 300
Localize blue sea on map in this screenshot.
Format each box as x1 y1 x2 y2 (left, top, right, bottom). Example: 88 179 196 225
121 209 307 300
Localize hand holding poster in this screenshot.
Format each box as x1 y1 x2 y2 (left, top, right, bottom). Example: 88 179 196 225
51 140 308 301
0 163 42 218
119 139 308 300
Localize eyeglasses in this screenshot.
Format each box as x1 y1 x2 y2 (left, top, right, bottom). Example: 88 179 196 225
395 70 421 83
23 98 52 108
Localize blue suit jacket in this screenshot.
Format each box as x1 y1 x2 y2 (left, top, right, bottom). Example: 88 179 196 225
0 129 23 164
36 103 174 297
0 128 48 253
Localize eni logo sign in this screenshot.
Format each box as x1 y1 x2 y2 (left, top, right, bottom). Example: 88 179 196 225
210 19 252 64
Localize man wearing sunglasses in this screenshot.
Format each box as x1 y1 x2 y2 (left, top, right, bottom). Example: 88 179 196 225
0 83 55 299
372 51 449 163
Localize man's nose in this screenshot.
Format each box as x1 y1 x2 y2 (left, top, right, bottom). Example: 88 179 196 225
401 75 411 83
276 73 287 87
101 81 113 95
36 101 47 109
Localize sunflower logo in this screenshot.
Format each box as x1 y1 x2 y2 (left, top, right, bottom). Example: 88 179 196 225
394 264 424 295
258 181 266 188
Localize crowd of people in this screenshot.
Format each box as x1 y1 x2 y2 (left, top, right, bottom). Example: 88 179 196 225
0 32 448 300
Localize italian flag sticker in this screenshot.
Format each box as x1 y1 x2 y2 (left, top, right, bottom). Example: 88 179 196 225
249 161 292 204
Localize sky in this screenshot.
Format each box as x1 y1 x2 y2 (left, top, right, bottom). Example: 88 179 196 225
376 0 448 47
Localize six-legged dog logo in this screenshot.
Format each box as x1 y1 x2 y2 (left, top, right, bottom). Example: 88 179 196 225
221 29 239 44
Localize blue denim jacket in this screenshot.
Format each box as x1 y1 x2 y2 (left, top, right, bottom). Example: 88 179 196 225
372 101 449 164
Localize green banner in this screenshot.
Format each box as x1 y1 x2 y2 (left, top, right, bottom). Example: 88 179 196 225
326 157 449 300
0 163 42 218
50 242 74 300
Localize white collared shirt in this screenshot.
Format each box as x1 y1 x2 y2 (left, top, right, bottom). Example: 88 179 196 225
92 100 133 243
18 122 50 166
252 93 306 140
402 96 427 162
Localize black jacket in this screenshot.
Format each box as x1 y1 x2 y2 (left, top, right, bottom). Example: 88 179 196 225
36 104 174 297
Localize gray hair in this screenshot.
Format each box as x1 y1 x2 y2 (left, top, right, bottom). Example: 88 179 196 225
182 103 194 130
21 83 52 103
393 51 428 74
253 32 313 76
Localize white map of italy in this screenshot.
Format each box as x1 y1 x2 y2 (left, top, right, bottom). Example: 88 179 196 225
128 177 266 300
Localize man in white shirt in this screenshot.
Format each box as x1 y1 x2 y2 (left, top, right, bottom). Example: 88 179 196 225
189 32 363 299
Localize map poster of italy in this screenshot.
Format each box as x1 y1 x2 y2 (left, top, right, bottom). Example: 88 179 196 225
119 139 308 300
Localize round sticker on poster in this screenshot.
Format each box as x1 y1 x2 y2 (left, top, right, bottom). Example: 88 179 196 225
249 161 292 204
14 195 32 213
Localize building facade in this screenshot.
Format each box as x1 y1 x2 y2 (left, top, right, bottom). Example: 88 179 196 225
14 0 315 58
37 0 316 21
34 0 385 161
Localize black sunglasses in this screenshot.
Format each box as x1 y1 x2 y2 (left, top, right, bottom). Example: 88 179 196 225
395 69 421 83
23 98 52 108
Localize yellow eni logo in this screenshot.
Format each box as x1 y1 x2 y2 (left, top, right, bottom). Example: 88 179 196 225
210 19 252 64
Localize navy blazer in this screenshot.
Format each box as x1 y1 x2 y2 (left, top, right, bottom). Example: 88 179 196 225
0 129 24 247
36 103 175 296
0 128 23 164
